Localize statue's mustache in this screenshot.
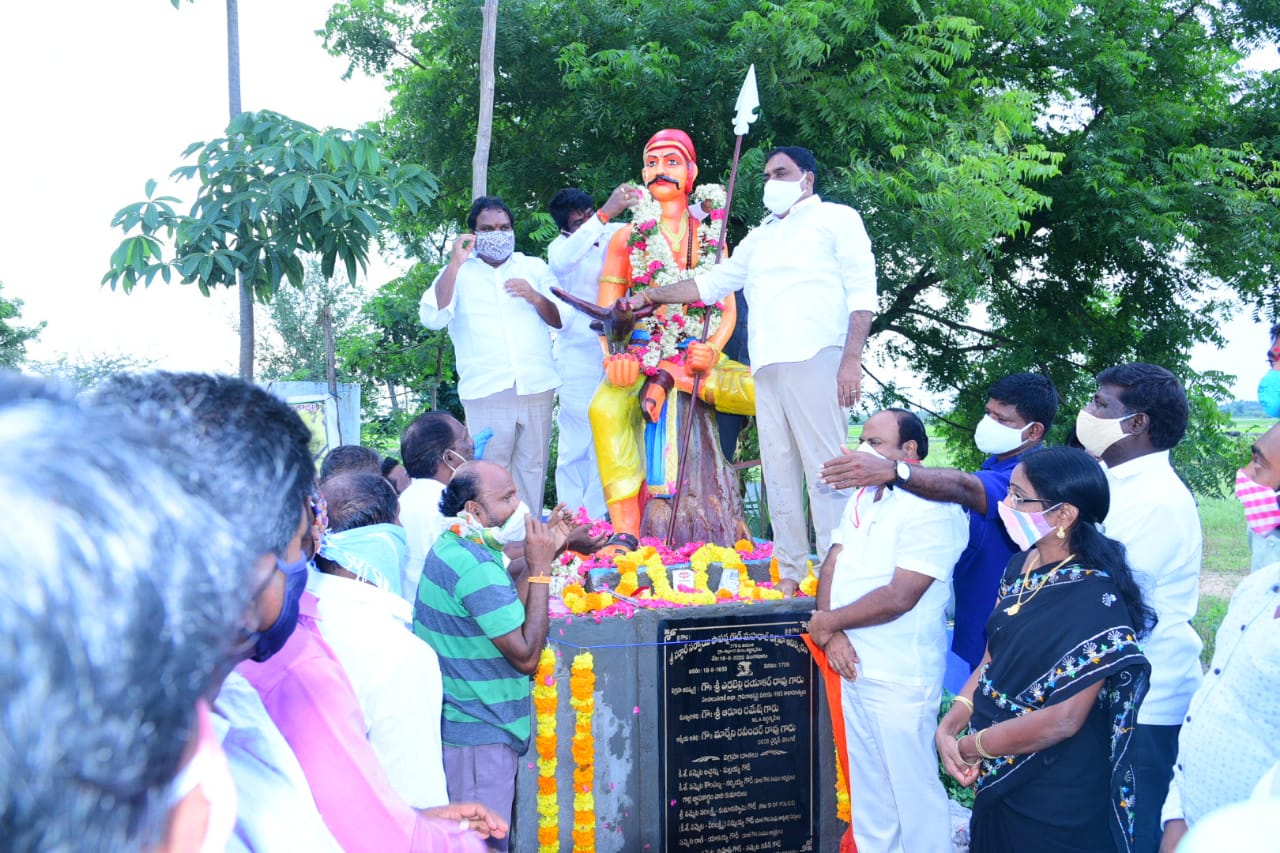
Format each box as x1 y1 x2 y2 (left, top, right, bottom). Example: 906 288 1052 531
646 175 681 189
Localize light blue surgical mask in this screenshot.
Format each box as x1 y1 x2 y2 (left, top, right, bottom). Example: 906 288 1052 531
318 523 407 597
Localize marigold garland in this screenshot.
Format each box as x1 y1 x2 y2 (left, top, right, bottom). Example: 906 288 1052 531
532 647 559 853
570 652 596 852
834 744 852 823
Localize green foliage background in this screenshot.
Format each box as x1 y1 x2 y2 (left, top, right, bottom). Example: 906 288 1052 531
316 0 1278 496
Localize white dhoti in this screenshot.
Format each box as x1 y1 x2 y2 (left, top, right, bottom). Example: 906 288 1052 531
553 343 607 518
841 674 952 853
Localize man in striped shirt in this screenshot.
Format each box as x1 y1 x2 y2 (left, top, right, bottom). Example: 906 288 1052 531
414 460 559 851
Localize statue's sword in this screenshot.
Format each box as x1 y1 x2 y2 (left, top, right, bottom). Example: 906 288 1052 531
664 65 760 546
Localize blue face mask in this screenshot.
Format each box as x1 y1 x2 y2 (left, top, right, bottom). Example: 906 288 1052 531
247 553 309 662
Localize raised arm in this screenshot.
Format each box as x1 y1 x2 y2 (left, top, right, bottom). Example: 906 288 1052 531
488 516 556 674
819 451 990 515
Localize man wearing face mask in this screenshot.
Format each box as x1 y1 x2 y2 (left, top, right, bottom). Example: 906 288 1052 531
400 410 475 601
807 409 969 853
420 196 563 515
634 145 876 596
97 373 502 853
1075 362 1203 853
546 185 638 519
1236 422 1280 571
311 472 450 811
414 460 563 852
818 373 1059 677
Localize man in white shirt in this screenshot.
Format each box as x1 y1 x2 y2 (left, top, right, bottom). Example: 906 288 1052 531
312 471 450 809
546 184 636 519
808 409 969 853
399 410 473 602
1074 362 1203 853
420 196 563 514
633 145 876 594
1157 562 1280 851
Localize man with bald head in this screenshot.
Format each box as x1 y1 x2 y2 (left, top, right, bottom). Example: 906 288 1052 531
808 408 968 853
413 461 559 851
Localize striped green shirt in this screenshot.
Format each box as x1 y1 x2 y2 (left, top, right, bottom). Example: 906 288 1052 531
413 531 531 752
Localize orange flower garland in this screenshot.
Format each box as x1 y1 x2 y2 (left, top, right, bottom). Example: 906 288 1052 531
532 647 559 852
834 744 851 823
569 651 596 852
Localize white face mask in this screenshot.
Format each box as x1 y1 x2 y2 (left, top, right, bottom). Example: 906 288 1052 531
1075 410 1138 457
474 230 515 263
974 415 1033 455
856 441 887 461
492 501 531 545
762 174 807 215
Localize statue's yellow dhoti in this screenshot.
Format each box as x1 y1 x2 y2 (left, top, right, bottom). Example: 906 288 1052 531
590 355 754 506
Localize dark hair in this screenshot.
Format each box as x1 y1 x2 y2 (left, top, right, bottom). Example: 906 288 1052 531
401 411 459 479
0 378 248 849
320 471 399 533
93 372 316 557
767 145 819 191
467 195 514 231
767 145 818 176
988 372 1059 434
549 188 594 231
1270 323 1280 340
886 407 929 460
439 467 482 518
1021 446 1158 635
381 456 403 477
319 444 382 482
1096 363 1189 450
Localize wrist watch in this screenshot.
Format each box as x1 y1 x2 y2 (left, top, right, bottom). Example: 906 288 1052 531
892 461 912 487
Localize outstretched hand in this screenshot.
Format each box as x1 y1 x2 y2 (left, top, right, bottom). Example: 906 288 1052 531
818 445 894 490
421 801 508 839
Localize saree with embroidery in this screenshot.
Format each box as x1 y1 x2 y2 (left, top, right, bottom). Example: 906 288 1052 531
968 553 1150 853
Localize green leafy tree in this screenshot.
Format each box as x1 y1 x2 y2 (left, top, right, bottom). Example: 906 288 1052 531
256 258 363 383
338 263 463 449
0 282 43 369
324 0 1279 493
103 110 438 379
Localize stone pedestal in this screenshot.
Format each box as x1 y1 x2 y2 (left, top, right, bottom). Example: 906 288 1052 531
514 598 844 852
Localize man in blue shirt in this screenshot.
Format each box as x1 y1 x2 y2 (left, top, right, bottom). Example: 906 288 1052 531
819 372 1058 673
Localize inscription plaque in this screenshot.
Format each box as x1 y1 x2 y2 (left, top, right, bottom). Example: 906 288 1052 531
659 612 818 852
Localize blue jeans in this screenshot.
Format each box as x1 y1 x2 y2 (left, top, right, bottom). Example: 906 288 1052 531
1130 723 1180 853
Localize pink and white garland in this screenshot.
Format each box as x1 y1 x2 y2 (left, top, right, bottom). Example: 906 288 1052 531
625 185 729 375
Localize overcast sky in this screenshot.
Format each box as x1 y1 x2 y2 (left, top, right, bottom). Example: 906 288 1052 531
0 3 1269 399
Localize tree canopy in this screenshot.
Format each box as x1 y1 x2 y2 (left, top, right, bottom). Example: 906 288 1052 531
322 0 1279 488
103 110 439 376
0 282 43 370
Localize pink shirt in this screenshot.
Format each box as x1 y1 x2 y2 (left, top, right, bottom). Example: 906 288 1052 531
237 593 483 853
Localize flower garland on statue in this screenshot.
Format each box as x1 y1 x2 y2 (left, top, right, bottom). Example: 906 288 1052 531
532 647 559 853
570 652 596 852
626 184 729 376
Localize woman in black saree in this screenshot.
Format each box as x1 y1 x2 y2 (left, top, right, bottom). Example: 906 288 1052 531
935 446 1157 852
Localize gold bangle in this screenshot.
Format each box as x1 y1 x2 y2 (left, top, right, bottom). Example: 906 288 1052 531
527 575 552 585
974 728 998 761
953 695 974 713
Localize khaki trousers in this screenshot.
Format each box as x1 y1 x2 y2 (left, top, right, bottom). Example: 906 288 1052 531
463 386 555 512
754 346 851 581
